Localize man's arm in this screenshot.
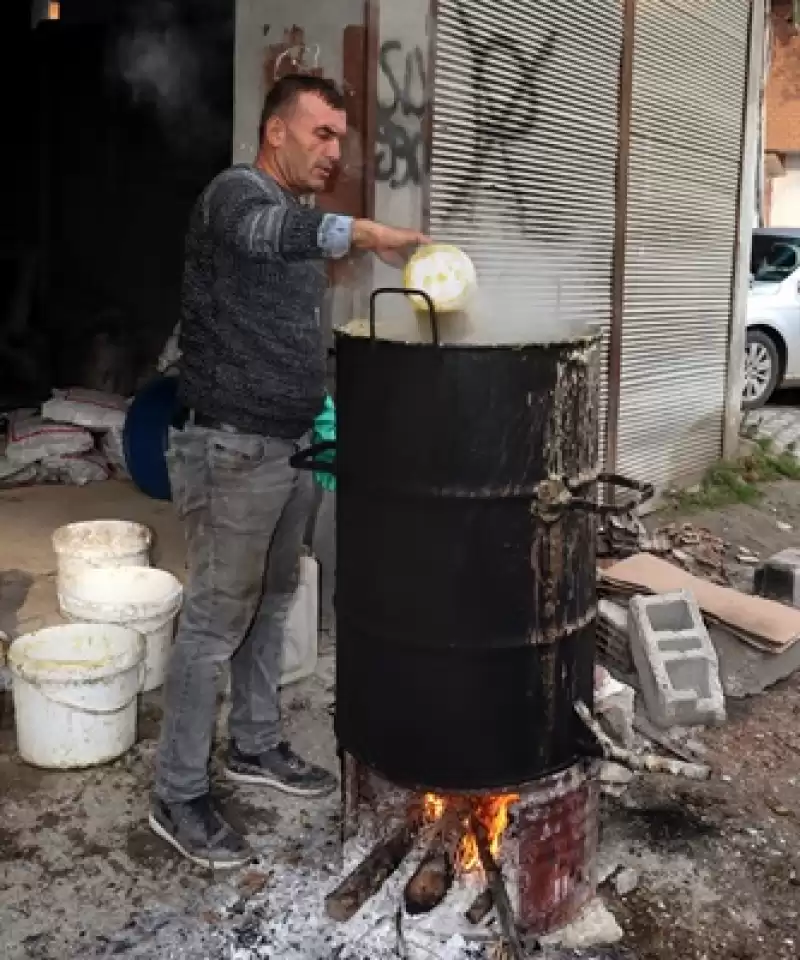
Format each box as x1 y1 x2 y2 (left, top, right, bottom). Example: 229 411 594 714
207 174 352 261
207 171 431 264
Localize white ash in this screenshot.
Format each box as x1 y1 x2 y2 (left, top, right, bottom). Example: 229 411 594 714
73 785 622 960
224 817 496 960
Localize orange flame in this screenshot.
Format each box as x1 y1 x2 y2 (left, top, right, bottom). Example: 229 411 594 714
423 793 447 821
422 792 519 874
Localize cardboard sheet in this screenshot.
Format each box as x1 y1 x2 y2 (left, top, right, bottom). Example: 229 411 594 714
600 553 800 654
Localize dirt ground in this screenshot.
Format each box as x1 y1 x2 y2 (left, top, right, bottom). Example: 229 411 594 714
605 482 800 960
1 480 800 959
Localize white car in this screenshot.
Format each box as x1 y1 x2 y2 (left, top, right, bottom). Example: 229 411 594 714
745 227 800 409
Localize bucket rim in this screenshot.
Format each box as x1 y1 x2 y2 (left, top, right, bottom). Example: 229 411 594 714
52 519 152 557
58 566 183 623
8 623 146 683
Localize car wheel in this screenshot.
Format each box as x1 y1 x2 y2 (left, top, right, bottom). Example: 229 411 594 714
742 330 780 410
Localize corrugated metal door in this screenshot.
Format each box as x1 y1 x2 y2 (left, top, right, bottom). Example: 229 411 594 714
616 0 751 491
428 0 623 460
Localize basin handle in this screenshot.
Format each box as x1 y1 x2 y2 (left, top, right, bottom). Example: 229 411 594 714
369 287 440 346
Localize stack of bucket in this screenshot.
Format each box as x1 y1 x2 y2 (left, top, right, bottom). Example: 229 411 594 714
8 520 182 770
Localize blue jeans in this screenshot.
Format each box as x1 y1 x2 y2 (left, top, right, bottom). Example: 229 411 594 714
154 425 314 803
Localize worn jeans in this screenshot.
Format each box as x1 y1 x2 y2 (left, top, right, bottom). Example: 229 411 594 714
154 424 314 804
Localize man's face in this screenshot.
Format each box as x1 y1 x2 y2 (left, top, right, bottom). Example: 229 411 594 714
266 91 347 194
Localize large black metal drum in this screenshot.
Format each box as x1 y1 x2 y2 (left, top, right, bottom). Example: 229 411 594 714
325 291 614 793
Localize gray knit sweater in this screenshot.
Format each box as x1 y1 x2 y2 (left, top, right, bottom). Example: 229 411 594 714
177 165 349 439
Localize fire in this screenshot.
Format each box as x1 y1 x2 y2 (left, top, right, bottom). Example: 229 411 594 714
423 793 447 821
422 792 519 873
458 794 519 872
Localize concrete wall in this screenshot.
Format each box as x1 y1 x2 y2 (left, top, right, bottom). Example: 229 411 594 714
372 0 430 290
770 152 800 226
234 0 364 163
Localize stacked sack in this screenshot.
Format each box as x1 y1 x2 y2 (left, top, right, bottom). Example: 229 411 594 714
0 388 130 489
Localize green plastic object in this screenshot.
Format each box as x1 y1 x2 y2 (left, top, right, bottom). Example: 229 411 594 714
312 394 336 491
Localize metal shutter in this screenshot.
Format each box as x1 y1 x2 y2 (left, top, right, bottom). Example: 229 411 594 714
615 0 751 491
428 0 623 461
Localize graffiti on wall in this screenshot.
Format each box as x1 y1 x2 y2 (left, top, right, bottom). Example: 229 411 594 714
375 40 427 189
442 0 557 234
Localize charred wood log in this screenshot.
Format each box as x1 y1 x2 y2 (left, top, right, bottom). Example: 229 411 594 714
471 815 525 960
404 850 454 916
403 809 464 916
325 819 420 922
465 887 494 924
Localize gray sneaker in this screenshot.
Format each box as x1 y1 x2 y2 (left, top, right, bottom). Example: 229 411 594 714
225 741 338 798
148 794 252 869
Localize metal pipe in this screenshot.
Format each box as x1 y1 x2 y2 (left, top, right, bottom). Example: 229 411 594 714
723 0 769 460
605 0 637 486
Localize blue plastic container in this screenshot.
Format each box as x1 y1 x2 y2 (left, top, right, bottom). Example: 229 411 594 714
123 374 182 501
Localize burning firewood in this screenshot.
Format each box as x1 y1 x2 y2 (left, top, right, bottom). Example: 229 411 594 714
403 849 454 916
325 818 420 922
403 808 464 915
471 814 526 960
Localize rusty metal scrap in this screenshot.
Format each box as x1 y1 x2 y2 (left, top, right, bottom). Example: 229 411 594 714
597 511 670 559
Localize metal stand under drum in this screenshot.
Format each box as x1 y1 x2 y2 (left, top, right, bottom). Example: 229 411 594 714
337 750 601 940
340 750 415 847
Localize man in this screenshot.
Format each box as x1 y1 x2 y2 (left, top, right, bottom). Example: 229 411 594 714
151 74 429 868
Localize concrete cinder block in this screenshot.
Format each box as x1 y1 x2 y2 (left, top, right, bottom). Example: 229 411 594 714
628 590 726 729
754 548 800 607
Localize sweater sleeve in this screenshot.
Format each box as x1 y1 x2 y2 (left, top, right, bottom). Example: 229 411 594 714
206 172 352 261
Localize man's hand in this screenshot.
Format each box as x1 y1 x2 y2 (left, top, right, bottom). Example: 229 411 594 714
352 220 432 267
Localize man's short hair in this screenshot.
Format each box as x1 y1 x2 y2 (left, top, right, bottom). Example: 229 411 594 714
258 74 345 144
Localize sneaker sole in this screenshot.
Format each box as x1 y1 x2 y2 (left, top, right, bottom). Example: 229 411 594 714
147 813 251 870
224 767 338 798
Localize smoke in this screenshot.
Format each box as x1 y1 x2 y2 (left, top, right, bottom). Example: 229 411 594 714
452 226 607 346
117 27 198 114
358 221 607 347
110 2 230 154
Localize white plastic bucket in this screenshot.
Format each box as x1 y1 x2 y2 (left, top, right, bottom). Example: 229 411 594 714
219 554 319 694
8 624 145 769
282 554 320 686
53 520 152 601
59 567 183 693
